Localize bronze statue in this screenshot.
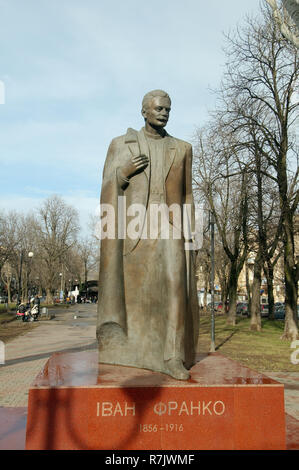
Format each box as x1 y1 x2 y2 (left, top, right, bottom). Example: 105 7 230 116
96 90 199 380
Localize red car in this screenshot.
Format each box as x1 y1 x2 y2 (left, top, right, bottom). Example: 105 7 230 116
208 301 228 313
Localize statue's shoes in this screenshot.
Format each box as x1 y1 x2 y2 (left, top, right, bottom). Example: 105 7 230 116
164 358 190 381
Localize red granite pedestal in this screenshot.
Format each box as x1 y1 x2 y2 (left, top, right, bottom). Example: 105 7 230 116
25 352 286 450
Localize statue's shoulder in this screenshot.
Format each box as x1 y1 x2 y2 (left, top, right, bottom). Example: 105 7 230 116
110 128 139 147
168 134 192 152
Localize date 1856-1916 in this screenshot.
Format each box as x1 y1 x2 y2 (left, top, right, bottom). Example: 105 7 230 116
139 423 184 432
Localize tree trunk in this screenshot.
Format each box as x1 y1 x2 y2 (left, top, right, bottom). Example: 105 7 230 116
278 145 298 340
265 264 275 320
7 278 11 304
250 251 262 332
227 261 238 325
84 261 88 288
46 287 54 305
203 289 207 308
22 272 28 303
220 281 228 314
245 262 252 315
268 278 275 321
203 271 209 308
281 221 298 340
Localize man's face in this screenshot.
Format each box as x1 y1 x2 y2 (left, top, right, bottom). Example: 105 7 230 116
143 96 171 128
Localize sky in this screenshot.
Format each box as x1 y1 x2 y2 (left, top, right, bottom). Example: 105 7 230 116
0 0 263 235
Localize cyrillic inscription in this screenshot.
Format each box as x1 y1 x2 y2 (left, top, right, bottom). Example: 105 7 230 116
96 400 225 417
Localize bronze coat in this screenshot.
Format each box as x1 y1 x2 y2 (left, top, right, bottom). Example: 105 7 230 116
97 127 199 372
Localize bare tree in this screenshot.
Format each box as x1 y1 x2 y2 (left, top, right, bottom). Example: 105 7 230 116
7 214 39 302
77 238 96 289
36 195 79 303
216 4 299 339
214 239 231 312
228 123 285 322
193 127 250 326
1 262 12 303
0 211 20 274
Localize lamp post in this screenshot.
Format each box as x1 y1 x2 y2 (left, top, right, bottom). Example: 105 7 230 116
28 252 34 301
17 252 23 305
18 251 34 305
209 211 216 353
200 207 216 352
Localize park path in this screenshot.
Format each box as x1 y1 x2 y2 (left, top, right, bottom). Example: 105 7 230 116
264 371 299 421
0 303 97 407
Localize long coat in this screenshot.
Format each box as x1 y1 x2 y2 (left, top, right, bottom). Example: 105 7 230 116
96 127 199 373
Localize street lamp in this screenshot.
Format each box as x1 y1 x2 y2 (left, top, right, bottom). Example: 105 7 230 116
199 207 216 352
28 251 34 301
17 250 34 305
209 211 216 353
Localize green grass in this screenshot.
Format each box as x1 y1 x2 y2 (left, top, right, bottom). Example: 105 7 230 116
0 302 61 341
198 314 299 372
0 313 15 324
0 301 71 342
0 304 17 324
0 302 39 341
0 318 38 342
0 303 17 313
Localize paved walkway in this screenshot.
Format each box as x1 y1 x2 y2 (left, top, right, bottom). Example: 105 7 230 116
0 304 97 407
264 372 299 422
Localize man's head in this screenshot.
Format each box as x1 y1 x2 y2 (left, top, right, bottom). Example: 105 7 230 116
141 90 171 129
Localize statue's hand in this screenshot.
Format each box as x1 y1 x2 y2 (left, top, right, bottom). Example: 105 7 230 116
120 145 149 179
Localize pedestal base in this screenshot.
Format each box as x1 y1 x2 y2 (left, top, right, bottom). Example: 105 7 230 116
25 351 286 450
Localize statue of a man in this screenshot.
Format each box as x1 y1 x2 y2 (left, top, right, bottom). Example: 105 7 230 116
96 90 199 380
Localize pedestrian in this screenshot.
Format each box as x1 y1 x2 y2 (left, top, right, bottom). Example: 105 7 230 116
33 295 41 315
